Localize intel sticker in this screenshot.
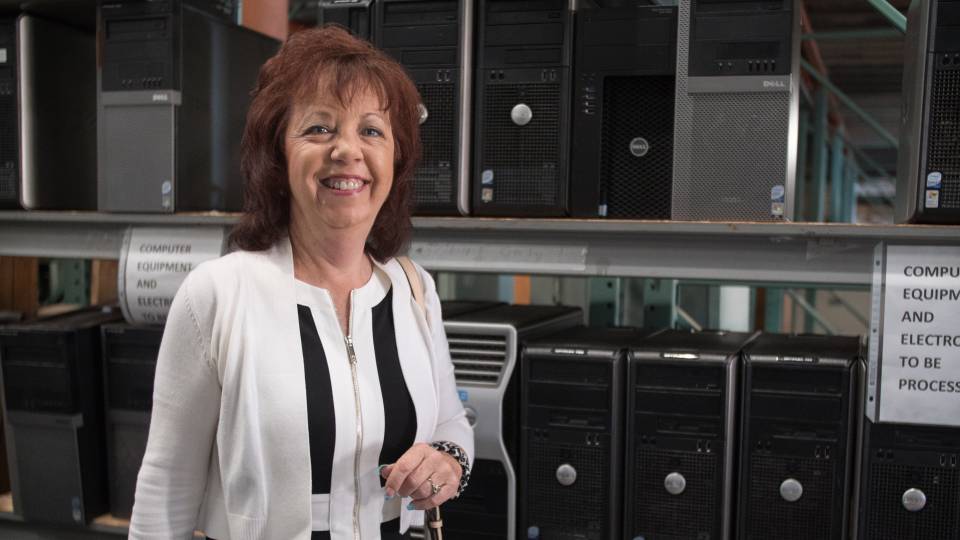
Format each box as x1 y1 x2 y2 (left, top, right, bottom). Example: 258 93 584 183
926 171 943 189
458 389 469 402
771 184 785 203
925 190 940 209
481 169 494 185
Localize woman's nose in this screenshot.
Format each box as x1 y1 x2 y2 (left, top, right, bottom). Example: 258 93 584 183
330 132 363 162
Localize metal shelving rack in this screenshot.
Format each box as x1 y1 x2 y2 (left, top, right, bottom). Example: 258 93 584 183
2 210 958 286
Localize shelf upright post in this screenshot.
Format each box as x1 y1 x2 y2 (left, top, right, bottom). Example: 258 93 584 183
641 279 677 329
812 86 830 223
830 126 846 222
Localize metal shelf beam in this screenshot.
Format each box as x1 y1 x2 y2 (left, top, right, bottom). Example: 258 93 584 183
2 212 958 285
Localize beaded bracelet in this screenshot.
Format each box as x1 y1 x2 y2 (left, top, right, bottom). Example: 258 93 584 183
430 440 471 498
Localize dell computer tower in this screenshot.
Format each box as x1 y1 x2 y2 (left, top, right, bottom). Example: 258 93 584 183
857 420 960 540
570 3 677 219
473 0 575 216
520 326 651 540
737 334 862 540
0 308 120 524
442 304 582 540
376 0 472 215
97 0 278 213
0 14 96 210
672 0 800 221
895 0 960 224
101 323 162 519
319 0 375 41
626 329 755 540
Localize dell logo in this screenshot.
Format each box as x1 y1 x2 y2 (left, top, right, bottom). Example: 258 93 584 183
152 93 169 102
763 80 786 89
629 137 650 157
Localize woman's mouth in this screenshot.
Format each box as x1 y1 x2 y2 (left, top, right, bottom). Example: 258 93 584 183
320 176 369 195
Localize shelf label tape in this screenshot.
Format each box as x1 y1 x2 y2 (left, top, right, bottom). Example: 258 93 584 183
118 226 225 325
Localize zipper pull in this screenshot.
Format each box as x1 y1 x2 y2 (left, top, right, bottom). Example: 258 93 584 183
344 335 358 364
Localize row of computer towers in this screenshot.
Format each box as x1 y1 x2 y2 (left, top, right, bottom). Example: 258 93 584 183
330 0 959 224
0 0 279 212
435 302 960 540
0 303 957 538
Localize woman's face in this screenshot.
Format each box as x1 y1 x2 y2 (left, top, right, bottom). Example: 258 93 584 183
285 83 395 236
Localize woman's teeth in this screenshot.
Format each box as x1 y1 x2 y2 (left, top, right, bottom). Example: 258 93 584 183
327 179 363 190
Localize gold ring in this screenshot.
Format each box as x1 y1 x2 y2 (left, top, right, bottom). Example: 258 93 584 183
427 476 445 495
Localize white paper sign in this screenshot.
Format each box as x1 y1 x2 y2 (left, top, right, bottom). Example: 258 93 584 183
118 227 225 325
876 244 960 427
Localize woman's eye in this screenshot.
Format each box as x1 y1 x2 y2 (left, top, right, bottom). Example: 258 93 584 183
362 127 384 137
304 125 331 136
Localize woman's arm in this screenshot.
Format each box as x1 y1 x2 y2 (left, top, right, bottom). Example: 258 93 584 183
129 272 221 539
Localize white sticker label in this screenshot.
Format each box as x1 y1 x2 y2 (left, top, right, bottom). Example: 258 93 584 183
877 245 960 427
118 227 225 325
0 49 7 64
927 172 943 189
771 202 785 216
925 190 940 208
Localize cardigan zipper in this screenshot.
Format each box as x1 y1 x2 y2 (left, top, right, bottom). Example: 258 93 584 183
344 289 363 540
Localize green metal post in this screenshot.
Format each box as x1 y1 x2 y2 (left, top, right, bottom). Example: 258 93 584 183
844 155 858 222
588 277 621 327
867 0 907 33
830 127 846 222
642 279 677 329
765 287 784 332
796 110 810 220
812 87 829 222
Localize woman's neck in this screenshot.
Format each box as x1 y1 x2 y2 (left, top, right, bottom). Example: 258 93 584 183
289 220 373 291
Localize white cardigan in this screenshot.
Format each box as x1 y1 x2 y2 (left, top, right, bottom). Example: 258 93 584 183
128 238 474 540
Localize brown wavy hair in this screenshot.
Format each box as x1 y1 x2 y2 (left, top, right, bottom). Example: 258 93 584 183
230 25 422 261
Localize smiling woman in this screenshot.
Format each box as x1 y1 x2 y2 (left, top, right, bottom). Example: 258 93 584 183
128 26 473 540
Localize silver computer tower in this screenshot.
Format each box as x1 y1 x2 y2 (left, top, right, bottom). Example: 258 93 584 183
895 0 960 224
672 0 800 221
441 305 581 540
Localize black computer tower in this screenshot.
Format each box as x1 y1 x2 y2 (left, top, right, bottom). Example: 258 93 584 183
101 323 162 519
857 420 960 540
737 334 862 540
319 0 375 41
376 0 471 216
570 3 677 219
473 0 575 216
97 0 278 212
441 305 582 540
895 0 960 223
626 329 755 540
520 326 650 540
0 13 96 210
0 308 120 524
440 300 504 319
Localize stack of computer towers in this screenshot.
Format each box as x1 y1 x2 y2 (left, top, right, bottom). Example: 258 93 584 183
0 13 96 210
101 323 163 519
737 334 862 540
441 304 582 539
520 326 650 540
97 0 278 212
319 0 376 41
625 329 755 540
895 0 960 224
473 0 575 216
672 0 800 221
570 2 677 219
0 308 120 524
857 421 960 540
375 0 472 215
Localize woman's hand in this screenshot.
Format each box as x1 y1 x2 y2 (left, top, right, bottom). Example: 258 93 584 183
380 442 462 510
